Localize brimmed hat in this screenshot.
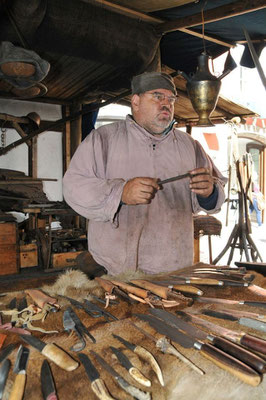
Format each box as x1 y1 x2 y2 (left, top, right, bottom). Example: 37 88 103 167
131 72 176 95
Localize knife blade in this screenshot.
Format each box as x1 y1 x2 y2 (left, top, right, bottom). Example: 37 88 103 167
0 343 16 363
112 333 164 386
20 334 79 371
159 171 208 185
9 345 30 400
177 311 266 355
150 309 266 373
110 346 151 387
90 350 151 400
201 309 266 333
193 296 266 309
41 360 58 400
134 313 261 386
0 359 11 400
212 307 266 321
78 353 115 400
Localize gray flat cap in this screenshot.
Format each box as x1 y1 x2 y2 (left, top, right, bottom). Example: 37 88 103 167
131 72 176 95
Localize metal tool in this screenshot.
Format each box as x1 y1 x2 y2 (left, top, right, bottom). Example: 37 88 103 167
9 345 30 400
90 350 151 400
159 171 208 185
20 334 79 371
193 296 266 309
78 353 115 400
112 333 164 386
41 360 58 400
63 306 96 350
83 299 118 321
0 359 11 399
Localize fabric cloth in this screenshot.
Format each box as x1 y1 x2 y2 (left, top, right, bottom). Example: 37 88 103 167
63 115 226 275
250 197 262 226
131 72 177 95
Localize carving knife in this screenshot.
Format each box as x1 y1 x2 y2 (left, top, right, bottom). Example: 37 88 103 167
177 311 266 356
78 353 115 400
0 359 11 400
110 346 151 387
212 308 266 321
20 334 79 371
9 345 30 400
169 276 224 286
201 309 266 333
193 296 266 309
41 360 58 400
150 308 266 374
159 171 208 185
90 350 151 400
134 313 261 386
147 280 203 296
112 333 164 386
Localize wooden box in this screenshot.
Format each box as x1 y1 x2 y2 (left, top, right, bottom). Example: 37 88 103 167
20 243 38 268
52 251 83 269
0 222 19 275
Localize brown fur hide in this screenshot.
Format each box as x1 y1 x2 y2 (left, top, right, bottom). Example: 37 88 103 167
1 265 266 400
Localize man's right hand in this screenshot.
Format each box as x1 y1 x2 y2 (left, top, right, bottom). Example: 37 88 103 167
122 177 160 205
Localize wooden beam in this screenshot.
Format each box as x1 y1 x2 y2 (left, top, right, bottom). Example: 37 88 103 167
156 0 266 34
178 28 234 48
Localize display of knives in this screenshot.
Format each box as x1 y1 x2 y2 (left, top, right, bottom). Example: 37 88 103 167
177 311 266 356
9 345 30 400
64 306 96 346
150 309 266 374
201 309 266 333
193 296 266 309
0 343 16 363
112 333 164 386
0 359 11 400
90 350 151 400
134 313 261 386
179 273 249 287
169 276 224 286
41 360 58 400
110 346 151 387
83 299 118 321
78 353 115 400
20 334 79 371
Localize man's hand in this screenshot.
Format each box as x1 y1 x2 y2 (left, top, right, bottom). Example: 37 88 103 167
189 167 214 198
122 177 160 205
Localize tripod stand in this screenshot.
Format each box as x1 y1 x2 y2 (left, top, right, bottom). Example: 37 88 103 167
213 158 263 265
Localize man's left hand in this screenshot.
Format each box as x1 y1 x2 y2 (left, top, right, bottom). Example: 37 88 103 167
189 167 214 198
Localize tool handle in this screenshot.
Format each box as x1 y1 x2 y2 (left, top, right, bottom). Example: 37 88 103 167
129 367 151 387
110 279 149 299
172 284 203 296
135 346 164 387
130 280 168 299
199 342 261 386
95 277 114 294
91 378 116 400
42 343 79 371
211 336 266 373
188 278 223 286
240 334 266 355
116 377 151 400
46 392 58 400
9 373 26 400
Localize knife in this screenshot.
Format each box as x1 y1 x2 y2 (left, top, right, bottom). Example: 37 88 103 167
212 307 266 321
90 350 151 400
177 311 266 355
148 281 203 296
150 309 266 374
159 171 208 185
110 346 151 387
201 309 266 333
78 353 115 400
0 343 16 363
169 276 224 286
134 313 261 386
112 333 164 386
0 359 11 400
41 360 58 400
9 345 30 400
20 334 79 371
193 296 266 309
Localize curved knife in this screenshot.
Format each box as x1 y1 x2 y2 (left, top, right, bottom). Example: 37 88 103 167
41 360 58 400
110 346 151 387
112 333 164 386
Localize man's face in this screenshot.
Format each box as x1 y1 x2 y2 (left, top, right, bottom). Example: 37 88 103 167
131 88 176 135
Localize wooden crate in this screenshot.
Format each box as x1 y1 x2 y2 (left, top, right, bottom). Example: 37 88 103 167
20 243 38 268
0 222 19 275
52 251 83 269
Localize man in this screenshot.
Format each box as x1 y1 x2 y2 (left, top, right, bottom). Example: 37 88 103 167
63 72 226 275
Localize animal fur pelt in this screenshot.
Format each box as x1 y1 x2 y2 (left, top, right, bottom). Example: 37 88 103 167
1 266 266 400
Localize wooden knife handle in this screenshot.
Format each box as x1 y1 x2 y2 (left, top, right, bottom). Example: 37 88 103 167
91 378 116 400
240 334 266 355
199 342 261 386
188 278 223 286
130 280 168 299
42 343 79 371
211 336 266 373
9 373 26 400
110 279 149 299
172 285 203 296
95 277 114 294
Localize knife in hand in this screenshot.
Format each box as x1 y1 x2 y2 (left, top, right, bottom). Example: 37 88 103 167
9 345 30 400
41 360 58 400
110 346 151 387
20 334 79 371
78 353 115 400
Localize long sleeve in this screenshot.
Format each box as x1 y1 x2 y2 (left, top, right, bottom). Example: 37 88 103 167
63 129 126 223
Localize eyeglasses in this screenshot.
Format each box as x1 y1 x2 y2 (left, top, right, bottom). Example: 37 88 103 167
145 91 177 105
